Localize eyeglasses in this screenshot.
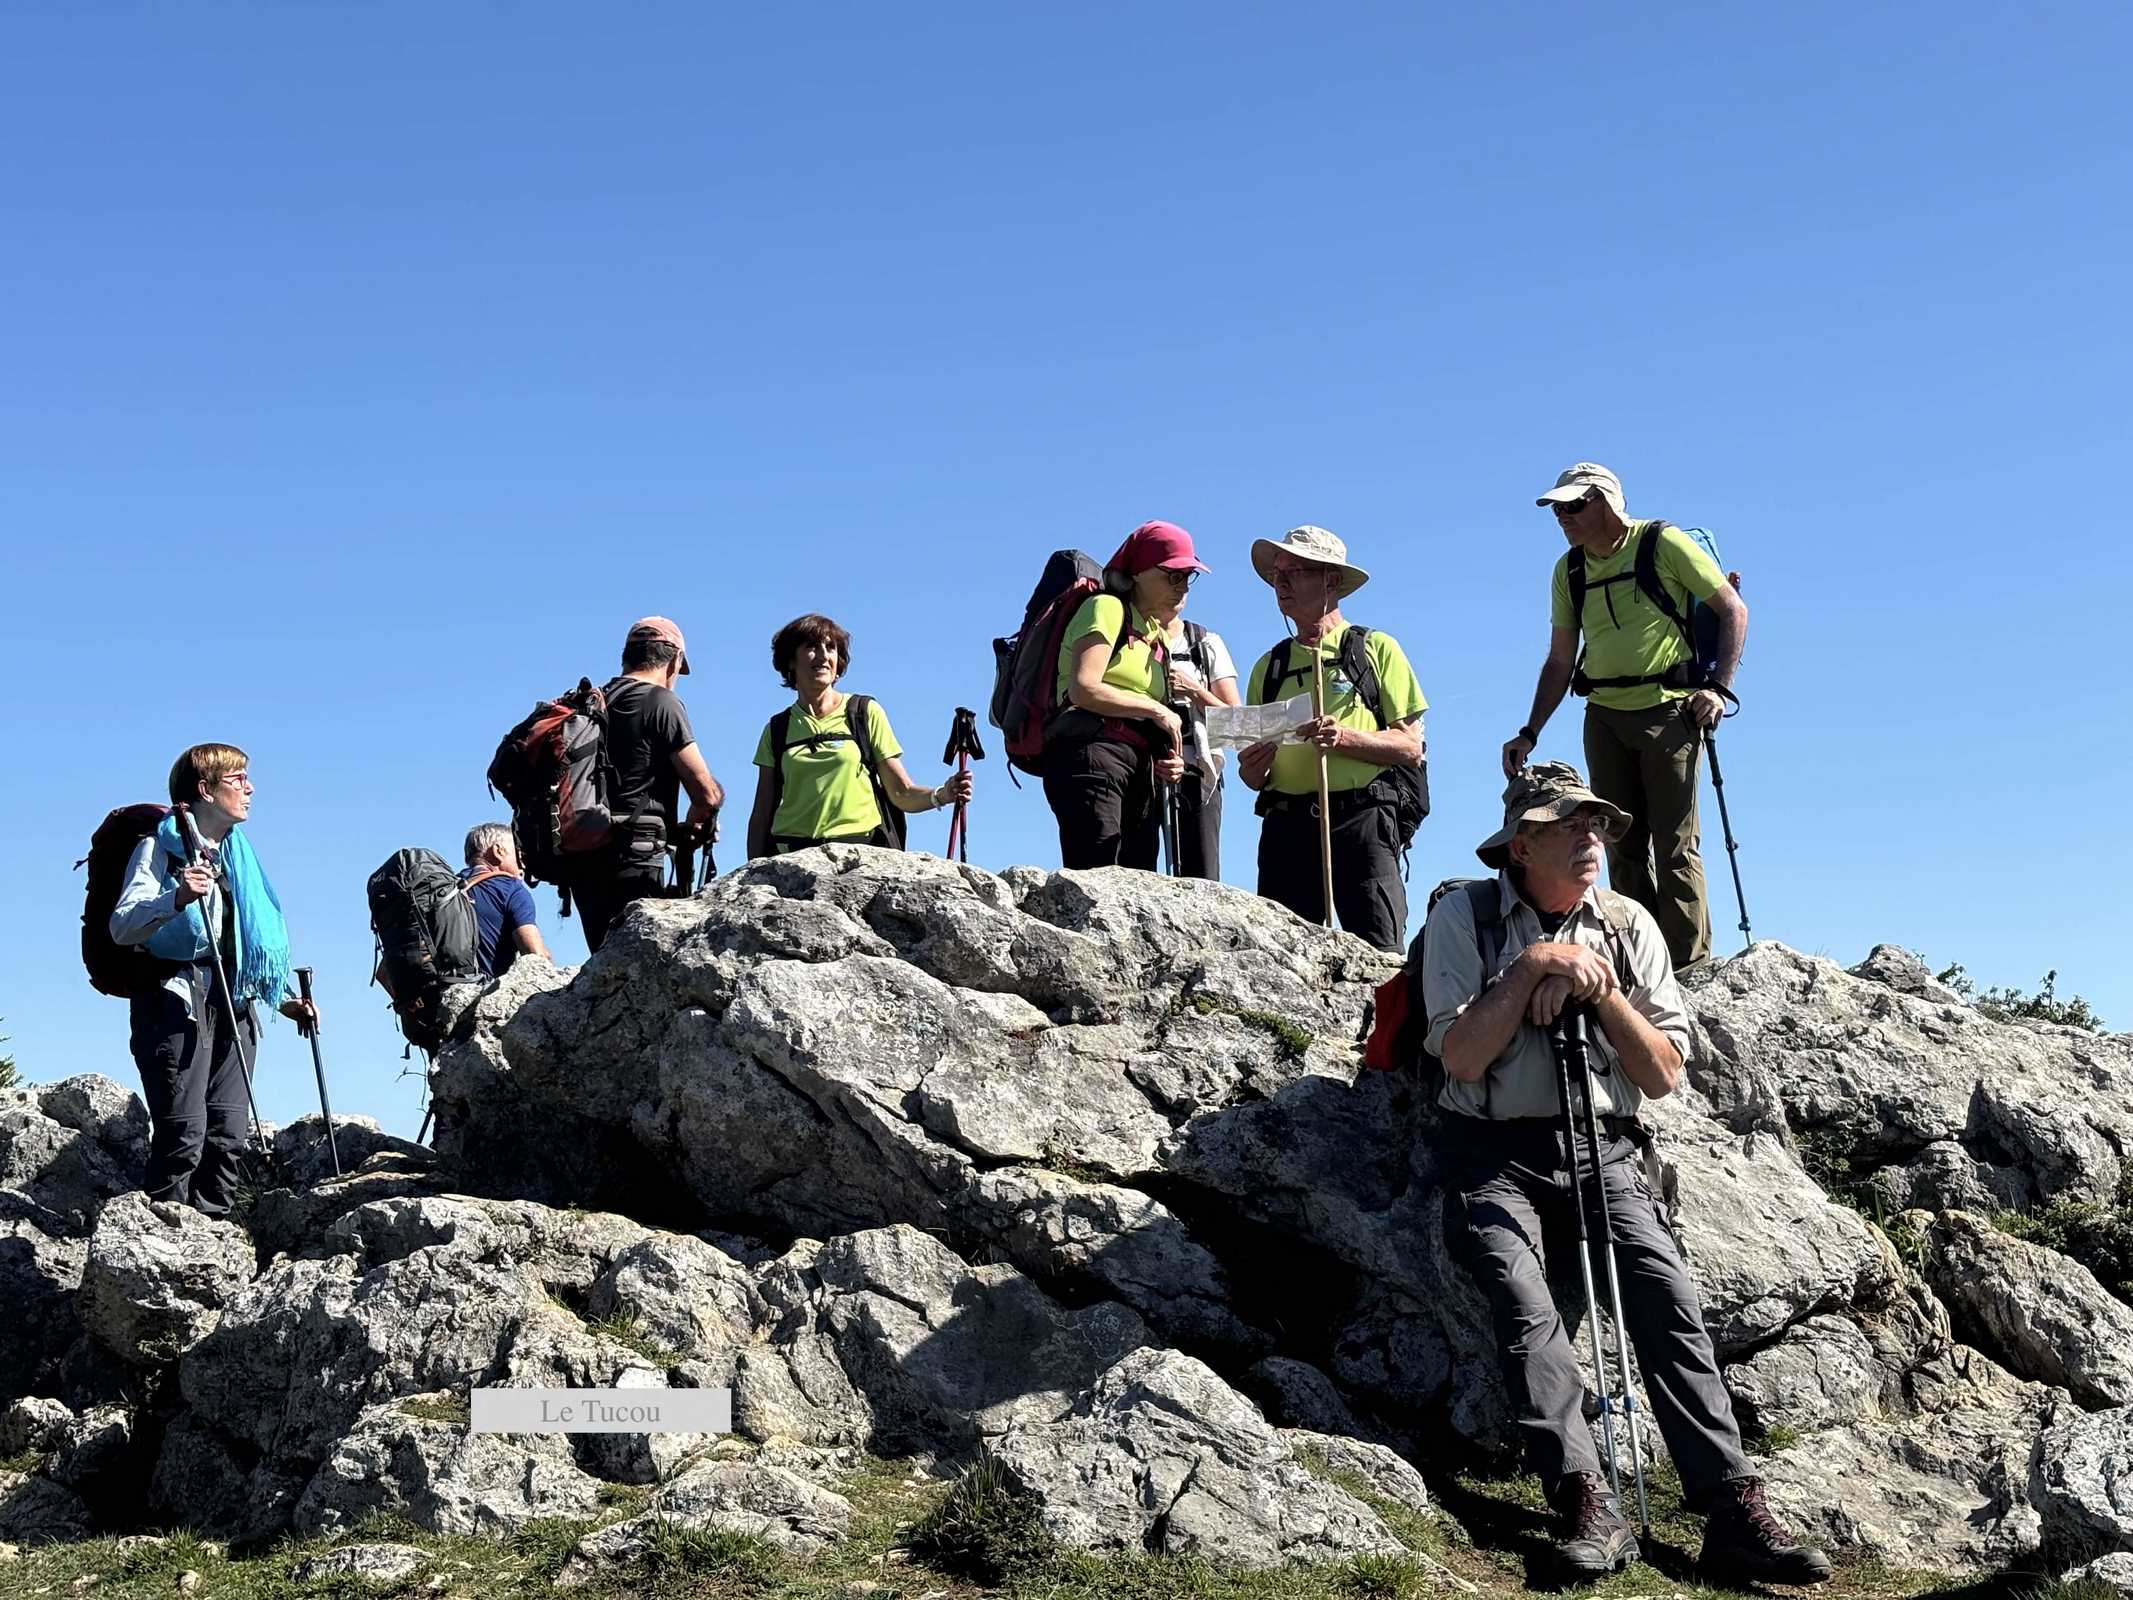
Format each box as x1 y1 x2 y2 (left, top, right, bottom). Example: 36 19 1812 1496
216 773 253 791
1548 492 1597 518
1270 565 1332 589
1152 568 1198 589
1526 809 1612 839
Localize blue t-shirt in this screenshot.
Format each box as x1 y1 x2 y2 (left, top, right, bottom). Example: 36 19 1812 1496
463 870 538 977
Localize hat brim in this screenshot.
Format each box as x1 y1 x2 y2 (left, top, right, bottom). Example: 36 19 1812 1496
1153 556 1210 574
1474 794 1632 869
1536 486 1593 507
1250 539 1369 599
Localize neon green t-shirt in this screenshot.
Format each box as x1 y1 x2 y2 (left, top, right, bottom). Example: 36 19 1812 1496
1550 521 1727 711
1054 594 1169 707
752 695 903 842
1246 624 1427 794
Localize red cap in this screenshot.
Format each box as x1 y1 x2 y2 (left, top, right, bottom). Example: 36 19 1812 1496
1108 520 1210 576
627 615 690 674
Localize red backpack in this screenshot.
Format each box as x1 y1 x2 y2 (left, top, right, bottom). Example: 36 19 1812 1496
485 679 616 889
78 804 185 998
989 551 1158 776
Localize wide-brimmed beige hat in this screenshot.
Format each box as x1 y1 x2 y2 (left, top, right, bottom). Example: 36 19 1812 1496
1535 462 1626 518
1250 525 1370 599
1475 760 1632 868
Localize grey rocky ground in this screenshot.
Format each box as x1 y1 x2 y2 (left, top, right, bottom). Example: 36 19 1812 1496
3 851 2130 1584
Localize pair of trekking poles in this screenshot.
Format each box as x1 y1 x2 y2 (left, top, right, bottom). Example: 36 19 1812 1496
172 805 343 1183
1549 1002 1653 1535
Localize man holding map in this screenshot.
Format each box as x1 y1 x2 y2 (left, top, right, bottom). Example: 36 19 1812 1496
1232 526 1428 952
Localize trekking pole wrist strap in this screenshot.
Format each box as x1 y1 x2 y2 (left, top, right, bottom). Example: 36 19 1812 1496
1518 725 1539 744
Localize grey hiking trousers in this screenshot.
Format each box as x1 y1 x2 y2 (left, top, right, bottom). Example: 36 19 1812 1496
1443 1116 1751 1505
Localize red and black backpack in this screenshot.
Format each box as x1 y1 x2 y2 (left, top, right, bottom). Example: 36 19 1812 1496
485 678 617 892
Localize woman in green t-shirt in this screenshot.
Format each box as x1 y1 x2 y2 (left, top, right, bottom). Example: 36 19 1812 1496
746 614 975 859
1042 520 1208 870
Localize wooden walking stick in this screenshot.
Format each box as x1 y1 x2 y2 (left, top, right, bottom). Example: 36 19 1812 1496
1311 646 1334 926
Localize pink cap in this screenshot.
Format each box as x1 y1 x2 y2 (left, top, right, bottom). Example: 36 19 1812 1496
627 615 690 674
1108 520 1210 576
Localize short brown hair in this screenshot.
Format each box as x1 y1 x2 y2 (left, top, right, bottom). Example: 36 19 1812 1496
771 614 852 688
168 743 249 807
622 635 683 673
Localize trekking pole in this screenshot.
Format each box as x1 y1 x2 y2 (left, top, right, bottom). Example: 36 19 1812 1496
292 967 341 1177
1310 647 1334 927
172 805 276 1173
940 707 986 864
1558 1004 1653 1536
1701 729 1753 950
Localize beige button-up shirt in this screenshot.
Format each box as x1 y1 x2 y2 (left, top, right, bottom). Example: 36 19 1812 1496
1420 871 1691 1121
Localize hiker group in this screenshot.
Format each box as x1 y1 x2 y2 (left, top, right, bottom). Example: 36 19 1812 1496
80 457 1833 1586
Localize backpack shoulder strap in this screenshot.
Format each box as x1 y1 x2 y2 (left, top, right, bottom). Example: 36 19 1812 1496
1341 626 1385 726
1256 638 1297 706
767 708 794 821
462 869 508 895
1631 521 1694 645
1566 547 1588 636
843 695 876 769
1592 888 1641 987
1462 878 1507 976
1182 619 1213 682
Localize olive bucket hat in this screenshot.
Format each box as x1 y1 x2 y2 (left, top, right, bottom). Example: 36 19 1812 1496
1475 760 1632 869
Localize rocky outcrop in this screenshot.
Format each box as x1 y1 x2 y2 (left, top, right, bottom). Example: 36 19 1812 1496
1915 1209 2133 1410
2032 1404 2133 1565
5 858 2132 1583
78 1193 253 1366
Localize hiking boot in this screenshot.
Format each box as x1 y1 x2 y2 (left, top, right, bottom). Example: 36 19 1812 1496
1549 1471 1639 1578
1698 1476 1833 1586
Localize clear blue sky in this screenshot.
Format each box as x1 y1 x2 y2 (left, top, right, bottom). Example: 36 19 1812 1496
4 4 2125 1138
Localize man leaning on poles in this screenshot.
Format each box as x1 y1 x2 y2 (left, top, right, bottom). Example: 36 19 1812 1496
1502 464 1746 972
1422 760 1831 1584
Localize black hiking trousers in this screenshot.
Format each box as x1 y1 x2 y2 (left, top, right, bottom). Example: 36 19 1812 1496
1254 792 1407 952
1043 734 1161 871
128 965 255 1217
1176 768 1222 881
569 859 669 953
1443 1117 1752 1507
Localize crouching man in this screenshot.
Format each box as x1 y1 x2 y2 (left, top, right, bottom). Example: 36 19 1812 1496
1421 760 1830 1584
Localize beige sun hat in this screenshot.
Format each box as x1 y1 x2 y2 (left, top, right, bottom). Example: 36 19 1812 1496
1249 525 1370 599
1535 462 1626 517
1474 761 1632 869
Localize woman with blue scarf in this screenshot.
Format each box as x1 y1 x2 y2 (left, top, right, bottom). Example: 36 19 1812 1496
110 743 318 1218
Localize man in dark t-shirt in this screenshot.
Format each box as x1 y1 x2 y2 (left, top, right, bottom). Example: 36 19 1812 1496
567 616 726 952
461 822 548 977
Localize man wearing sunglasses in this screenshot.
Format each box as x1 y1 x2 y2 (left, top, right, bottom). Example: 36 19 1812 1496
1501 463 1747 972
1422 761 1830 1585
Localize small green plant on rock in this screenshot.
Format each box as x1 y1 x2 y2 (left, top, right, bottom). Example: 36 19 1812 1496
910 1450 1053 1583
1935 963 2106 1033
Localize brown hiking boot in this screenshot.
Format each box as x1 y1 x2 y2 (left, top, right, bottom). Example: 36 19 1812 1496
1699 1476 1833 1586
1549 1471 1638 1578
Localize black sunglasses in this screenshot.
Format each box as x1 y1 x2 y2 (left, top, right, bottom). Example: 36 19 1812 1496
1548 491 1597 516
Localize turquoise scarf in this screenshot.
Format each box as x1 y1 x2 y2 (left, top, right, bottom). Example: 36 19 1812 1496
145 817 292 1013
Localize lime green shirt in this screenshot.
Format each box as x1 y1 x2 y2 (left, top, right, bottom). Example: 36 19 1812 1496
1246 624 1427 795
1550 521 1727 711
752 695 903 842
1054 594 1169 707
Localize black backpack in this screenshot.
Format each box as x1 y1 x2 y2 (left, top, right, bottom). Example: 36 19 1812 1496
1251 626 1430 851
367 848 482 1049
762 694 906 850
78 804 185 999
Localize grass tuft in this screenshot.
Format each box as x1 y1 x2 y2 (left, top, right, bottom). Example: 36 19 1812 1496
910 1451 1052 1584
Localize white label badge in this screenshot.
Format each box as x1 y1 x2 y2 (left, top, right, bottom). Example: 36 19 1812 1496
470 1387 733 1434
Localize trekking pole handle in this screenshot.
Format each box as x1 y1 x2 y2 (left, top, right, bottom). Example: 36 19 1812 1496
172 802 202 863
296 964 317 1017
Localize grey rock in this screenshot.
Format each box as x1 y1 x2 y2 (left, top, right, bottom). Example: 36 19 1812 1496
1849 945 1969 1007
149 1412 305 1542
0 1471 93 1542
991 1346 1404 1567
1245 1359 1368 1439
1755 1353 2055 1572
1724 1314 1881 1437
2032 1404 2133 1565
47 1405 133 1493
558 1461 853 1585
293 1542 430 1584
35 1077 151 1165
271 1114 433 1192
78 1191 254 1365
0 1397 75 1458
1917 1210 2133 1410
293 1399 606 1536
1284 1429 1432 1517
2069 1552 2133 1594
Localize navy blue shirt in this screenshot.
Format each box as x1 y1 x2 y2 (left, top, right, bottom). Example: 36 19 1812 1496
463 870 539 977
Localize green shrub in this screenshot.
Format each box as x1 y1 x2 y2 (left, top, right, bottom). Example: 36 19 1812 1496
909 1451 1052 1583
1997 1183 2133 1305
1935 964 2107 1033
